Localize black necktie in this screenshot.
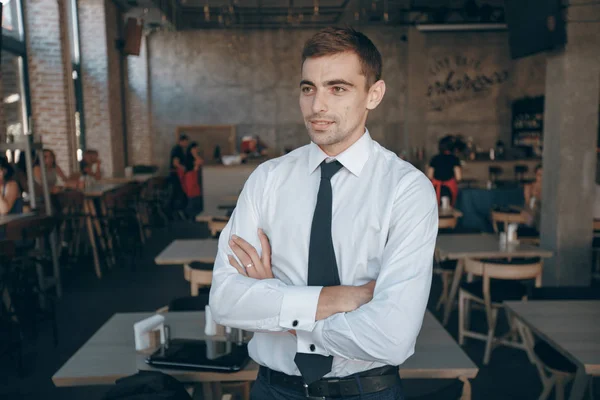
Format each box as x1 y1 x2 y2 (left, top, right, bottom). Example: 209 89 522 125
294 160 343 385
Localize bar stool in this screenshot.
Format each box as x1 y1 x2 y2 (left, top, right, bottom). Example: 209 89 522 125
488 166 503 183
514 165 529 181
458 257 543 364
0 240 24 376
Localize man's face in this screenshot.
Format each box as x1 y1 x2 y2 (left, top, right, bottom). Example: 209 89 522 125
299 52 383 155
180 139 189 149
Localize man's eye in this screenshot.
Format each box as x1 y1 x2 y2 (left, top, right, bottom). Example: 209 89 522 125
332 86 346 93
301 87 314 94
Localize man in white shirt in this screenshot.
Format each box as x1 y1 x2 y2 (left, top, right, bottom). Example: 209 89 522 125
209 27 438 400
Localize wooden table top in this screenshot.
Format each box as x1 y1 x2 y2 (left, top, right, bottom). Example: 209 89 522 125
52 311 477 387
82 183 126 198
99 174 159 184
154 239 219 265
0 212 36 227
505 300 600 376
435 233 553 260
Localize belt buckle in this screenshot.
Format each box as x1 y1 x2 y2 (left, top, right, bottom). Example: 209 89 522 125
303 383 325 399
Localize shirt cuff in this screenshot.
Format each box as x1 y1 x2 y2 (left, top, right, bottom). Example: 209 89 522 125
279 285 323 331
295 319 329 356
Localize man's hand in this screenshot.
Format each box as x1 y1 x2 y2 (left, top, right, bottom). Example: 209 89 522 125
227 229 274 280
316 281 376 320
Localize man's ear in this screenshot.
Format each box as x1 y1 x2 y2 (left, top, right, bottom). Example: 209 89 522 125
366 80 386 110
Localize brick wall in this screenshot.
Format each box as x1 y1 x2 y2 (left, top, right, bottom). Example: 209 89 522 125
126 36 153 165
23 0 76 174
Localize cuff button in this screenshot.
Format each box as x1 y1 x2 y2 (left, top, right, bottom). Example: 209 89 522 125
292 320 298 327
310 344 316 352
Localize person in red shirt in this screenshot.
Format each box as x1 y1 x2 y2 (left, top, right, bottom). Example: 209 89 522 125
427 135 462 207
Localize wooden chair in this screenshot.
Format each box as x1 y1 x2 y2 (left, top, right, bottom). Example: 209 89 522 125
514 165 528 181
490 209 527 233
458 257 543 364
488 166 503 182
183 262 214 296
438 215 458 230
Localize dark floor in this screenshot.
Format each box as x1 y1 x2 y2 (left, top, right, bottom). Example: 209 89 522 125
0 221 597 400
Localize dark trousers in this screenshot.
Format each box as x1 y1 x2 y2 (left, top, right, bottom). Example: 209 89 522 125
250 371 404 400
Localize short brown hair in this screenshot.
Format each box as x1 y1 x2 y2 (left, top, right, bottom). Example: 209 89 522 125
302 27 383 88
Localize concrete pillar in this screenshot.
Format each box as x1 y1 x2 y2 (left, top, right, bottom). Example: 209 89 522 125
403 27 428 170
540 4 600 286
78 0 126 177
126 36 153 165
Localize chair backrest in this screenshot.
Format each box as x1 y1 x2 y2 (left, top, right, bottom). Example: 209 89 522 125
514 164 528 180
490 210 526 233
438 216 458 230
465 257 543 290
488 166 503 181
4 214 52 241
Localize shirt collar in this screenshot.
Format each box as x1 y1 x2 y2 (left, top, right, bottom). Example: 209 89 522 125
308 129 373 177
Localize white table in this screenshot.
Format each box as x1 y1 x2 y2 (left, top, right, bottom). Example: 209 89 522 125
436 233 553 325
155 239 219 295
504 300 600 400
52 311 477 398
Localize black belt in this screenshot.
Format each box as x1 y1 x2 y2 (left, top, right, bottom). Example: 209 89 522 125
259 365 401 398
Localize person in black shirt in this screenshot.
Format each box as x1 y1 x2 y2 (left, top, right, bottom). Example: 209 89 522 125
427 135 462 206
168 134 190 215
170 134 189 171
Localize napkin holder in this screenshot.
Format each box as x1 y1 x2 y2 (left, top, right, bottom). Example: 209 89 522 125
134 314 166 354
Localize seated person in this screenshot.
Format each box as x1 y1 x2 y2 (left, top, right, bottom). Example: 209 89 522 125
80 149 102 180
427 135 462 206
34 149 68 193
0 157 23 216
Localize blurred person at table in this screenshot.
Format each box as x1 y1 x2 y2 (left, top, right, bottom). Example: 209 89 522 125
176 141 204 218
34 149 68 193
427 135 462 207
80 149 102 180
0 156 23 216
210 27 437 400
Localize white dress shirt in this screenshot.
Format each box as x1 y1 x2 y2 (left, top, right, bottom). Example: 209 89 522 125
209 130 438 378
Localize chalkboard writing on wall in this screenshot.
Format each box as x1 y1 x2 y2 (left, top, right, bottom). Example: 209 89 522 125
512 96 544 147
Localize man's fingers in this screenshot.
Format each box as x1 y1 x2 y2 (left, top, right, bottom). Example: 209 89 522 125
229 240 259 279
228 255 247 277
231 235 266 277
258 228 272 269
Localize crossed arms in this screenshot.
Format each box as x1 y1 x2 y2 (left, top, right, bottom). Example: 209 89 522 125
209 167 438 365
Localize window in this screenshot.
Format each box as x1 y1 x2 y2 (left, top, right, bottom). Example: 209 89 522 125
1 0 24 40
1 50 28 142
66 0 85 160
2 0 29 146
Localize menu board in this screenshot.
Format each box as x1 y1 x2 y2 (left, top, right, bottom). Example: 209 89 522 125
512 96 544 147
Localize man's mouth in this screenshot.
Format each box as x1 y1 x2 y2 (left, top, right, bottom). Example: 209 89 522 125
310 120 334 129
